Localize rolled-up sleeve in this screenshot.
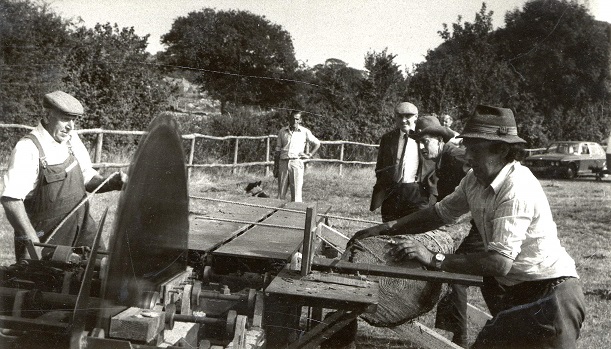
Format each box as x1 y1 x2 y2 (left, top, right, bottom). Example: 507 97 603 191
2 140 39 200
70 133 99 184
306 129 320 146
488 194 533 260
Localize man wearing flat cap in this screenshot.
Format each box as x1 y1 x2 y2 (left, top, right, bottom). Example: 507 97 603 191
370 102 436 222
2 91 126 261
352 105 585 348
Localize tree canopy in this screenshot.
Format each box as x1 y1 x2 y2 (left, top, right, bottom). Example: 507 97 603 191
0 0 71 123
160 8 299 114
0 0 171 139
2 0 609 150
408 0 610 146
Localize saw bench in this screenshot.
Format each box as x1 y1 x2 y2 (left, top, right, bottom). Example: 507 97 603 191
0 113 484 349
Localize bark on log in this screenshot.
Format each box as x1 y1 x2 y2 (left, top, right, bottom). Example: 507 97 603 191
347 215 472 327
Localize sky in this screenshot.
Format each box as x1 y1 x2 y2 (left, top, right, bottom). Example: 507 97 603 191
48 0 611 71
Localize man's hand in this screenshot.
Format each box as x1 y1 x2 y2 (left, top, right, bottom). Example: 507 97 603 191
386 239 435 267
299 152 311 159
108 171 128 191
347 224 388 248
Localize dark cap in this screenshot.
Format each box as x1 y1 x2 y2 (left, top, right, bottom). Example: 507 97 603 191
43 91 84 117
458 105 526 144
411 115 455 143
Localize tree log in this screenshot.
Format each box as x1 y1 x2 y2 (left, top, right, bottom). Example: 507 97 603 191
347 215 472 327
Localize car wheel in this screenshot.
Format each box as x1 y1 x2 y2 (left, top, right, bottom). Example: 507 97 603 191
565 163 577 179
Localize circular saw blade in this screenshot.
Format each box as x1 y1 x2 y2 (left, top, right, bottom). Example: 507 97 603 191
100 113 189 314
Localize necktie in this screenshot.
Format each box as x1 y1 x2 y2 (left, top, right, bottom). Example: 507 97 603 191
396 134 408 182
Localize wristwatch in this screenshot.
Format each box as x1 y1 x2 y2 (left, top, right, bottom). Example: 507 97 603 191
433 253 445 270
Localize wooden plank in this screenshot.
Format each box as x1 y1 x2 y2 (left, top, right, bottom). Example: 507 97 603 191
265 269 378 311
213 202 330 261
312 257 484 286
390 321 462 349
189 197 285 252
318 223 349 253
287 310 358 349
109 307 164 342
303 273 370 288
467 302 492 328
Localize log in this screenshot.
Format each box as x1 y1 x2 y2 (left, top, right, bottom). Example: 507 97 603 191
347 215 472 327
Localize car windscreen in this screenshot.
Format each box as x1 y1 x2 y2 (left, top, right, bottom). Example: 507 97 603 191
546 143 579 155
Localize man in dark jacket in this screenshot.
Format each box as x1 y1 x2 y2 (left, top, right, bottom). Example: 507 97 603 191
370 102 436 222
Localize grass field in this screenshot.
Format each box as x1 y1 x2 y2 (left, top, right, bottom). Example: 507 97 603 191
1 165 609 348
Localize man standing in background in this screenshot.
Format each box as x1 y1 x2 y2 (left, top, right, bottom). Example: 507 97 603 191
275 111 320 202
370 102 436 222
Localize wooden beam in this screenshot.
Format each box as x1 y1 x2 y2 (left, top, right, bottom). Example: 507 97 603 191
311 257 483 286
390 320 462 349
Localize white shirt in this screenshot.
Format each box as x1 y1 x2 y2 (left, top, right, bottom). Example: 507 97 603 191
276 125 320 160
2 122 98 200
435 161 578 286
397 132 419 183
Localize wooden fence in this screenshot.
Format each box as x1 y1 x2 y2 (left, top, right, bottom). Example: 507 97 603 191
0 124 380 177
0 123 546 177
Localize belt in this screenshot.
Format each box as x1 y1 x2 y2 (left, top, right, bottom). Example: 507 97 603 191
520 276 573 290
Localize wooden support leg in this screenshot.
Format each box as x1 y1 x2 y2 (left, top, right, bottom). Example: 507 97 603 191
301 204 317 277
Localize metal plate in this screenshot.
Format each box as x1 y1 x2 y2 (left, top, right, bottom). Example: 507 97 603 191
100 113 189 315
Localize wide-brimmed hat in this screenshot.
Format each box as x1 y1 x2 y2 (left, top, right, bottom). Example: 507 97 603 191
43 91 84 117
411 115 455 143
458 105 526 144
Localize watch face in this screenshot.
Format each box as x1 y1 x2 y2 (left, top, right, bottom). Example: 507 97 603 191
436 253 445 261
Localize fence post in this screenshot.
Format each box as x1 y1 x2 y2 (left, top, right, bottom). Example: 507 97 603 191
188 136 196 180
94 132 104 163
339 143 345 176
233 137 239 175
265 137 270 177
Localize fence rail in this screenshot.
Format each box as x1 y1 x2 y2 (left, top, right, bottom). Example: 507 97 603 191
0 123 546 176
0 124 379 176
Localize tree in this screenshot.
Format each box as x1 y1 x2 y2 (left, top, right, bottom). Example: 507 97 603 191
63 23 172 132
409 4 520 122
357 49 407 142
497 0 611 142
160 8 299 114
0 0 71 124
297 59 364 141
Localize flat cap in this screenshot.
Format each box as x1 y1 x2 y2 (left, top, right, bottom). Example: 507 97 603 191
43 91 84 117
394 102 418 116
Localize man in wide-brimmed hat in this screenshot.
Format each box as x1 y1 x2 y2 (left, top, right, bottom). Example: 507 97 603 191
351 105 585 348
410 116 483 347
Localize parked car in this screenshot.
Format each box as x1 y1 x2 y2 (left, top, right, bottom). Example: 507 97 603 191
523 141 607 179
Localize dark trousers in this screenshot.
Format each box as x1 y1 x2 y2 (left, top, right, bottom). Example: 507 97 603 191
472 276 586 349
380 183 429 222
435 222 485 347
